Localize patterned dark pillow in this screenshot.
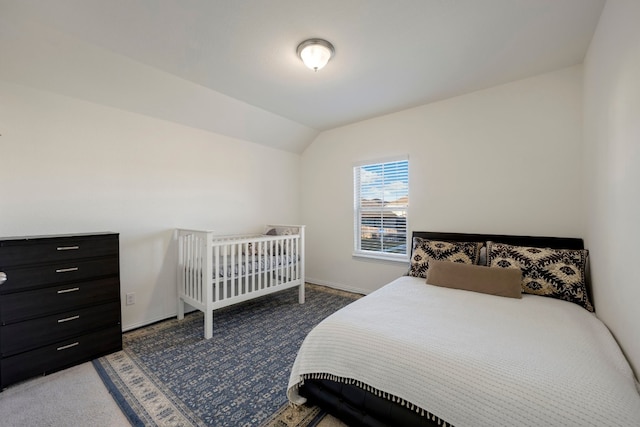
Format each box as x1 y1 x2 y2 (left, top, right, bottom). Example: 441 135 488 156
408 238 482 278
487 242 593 312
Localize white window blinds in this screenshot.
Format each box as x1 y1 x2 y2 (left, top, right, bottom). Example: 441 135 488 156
354 158 409 260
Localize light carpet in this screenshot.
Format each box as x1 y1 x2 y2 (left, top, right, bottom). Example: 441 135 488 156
94 285 359 426
0 362 129 427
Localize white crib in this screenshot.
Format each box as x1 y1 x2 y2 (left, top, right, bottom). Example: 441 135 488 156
176 225 305 339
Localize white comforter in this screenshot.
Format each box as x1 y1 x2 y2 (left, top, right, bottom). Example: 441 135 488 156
287 276 640 426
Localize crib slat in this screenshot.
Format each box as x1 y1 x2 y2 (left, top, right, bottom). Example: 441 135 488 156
190 235 195 299
188 235 194 301
282 237 286 284
288 236 292 282
223 245 228 301
214 245 220 302
296 237 300 279
262 240 266 290
292 237 297 280
196 235 201 301
241 242 246 296
196 234 201 302
198 235 202 303
231 244 237 298
250 241 256 294
253 242 257 290
246 241 251 295
185 235 191 298
197 236 202 302
289 238 292 281
243 242 248 295
201 235 205 302
183 234 189 297
240 242 244 296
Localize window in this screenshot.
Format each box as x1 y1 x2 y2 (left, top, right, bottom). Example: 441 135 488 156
354 158 409 261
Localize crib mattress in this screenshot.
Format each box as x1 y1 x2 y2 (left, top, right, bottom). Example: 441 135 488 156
214 254 298 278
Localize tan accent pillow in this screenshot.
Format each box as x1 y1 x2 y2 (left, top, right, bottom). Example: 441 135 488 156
426 260 522 299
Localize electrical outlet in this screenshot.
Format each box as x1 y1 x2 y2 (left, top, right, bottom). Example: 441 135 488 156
126 292 136 305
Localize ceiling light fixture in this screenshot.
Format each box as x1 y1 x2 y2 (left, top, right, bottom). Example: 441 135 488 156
296 39 335 72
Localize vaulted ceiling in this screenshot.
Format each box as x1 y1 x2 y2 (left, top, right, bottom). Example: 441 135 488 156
0 0 605 153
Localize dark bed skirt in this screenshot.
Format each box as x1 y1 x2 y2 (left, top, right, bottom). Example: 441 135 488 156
300 379 448 427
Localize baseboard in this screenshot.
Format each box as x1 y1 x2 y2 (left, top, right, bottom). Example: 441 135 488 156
305 277 370 296
121 309 197 333
122 315 170 333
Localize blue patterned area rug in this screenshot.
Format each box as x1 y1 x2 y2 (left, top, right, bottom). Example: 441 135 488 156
93 284 359 427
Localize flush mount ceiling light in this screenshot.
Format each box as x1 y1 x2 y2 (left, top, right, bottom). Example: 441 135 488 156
296 38 335 71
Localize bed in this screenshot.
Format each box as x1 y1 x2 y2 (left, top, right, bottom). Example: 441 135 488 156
287 231 640 427
176 224 305 339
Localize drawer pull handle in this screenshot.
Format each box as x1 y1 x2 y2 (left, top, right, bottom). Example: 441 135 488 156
57 342 79 351
56 267 78 273
0 272 6 285
57 287 80 294
58 315 80 323
57 246 79 251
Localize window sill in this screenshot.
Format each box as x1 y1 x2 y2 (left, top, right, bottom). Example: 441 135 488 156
352 252 409 264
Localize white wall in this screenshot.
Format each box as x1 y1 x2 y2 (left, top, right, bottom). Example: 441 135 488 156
583 0 640 376
302 66 584 294
0 80 301 330
0 4 317 154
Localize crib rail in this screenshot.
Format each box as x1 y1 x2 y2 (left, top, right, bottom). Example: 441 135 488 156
176 225 305 339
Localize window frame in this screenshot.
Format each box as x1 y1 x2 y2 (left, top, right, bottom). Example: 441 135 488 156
353 156 409 263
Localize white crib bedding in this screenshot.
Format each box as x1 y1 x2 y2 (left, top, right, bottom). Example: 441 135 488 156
214 254 298 278
288 276 640 427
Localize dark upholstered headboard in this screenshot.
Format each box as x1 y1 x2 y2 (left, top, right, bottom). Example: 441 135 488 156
411 231 584 250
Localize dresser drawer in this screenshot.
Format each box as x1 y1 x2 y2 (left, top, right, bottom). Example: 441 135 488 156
0 235 118 268
0 325 122 388
0 257 118 294
0 277 119 323
0 301 120 357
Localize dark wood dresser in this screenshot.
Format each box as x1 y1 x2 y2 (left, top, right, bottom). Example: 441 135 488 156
0 232 122 389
